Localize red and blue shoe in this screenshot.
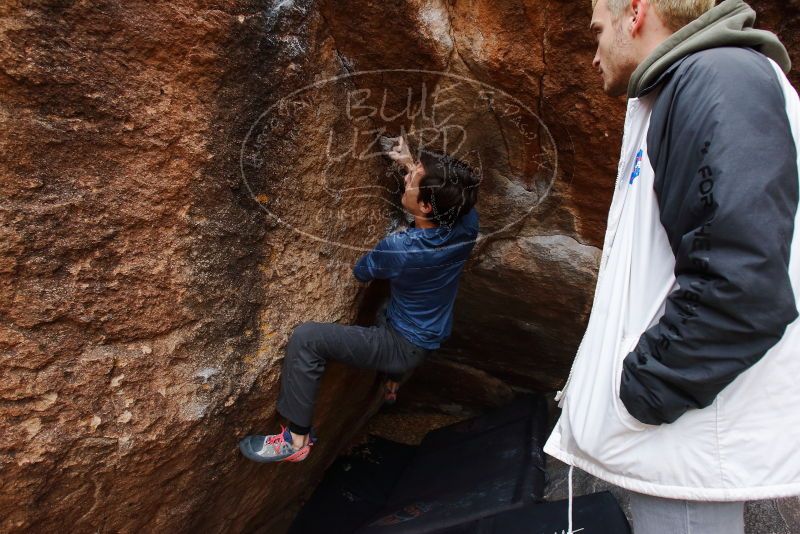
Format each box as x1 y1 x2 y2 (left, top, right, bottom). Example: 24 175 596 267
239 426 314 463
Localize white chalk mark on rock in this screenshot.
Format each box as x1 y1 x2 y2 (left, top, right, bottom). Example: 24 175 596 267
196 367 219 383
117 411 132 424
90 416 102 431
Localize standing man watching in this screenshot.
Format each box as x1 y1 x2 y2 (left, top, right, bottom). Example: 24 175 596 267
545 1 800 533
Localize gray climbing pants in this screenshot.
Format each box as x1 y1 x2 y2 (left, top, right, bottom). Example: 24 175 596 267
629 492 744 534
276 312 431 429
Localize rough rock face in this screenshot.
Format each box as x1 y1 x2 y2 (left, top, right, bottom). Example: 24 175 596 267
1 1 384 532
1 0 798 532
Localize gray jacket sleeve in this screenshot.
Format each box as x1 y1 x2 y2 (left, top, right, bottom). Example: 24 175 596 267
620 47 799 425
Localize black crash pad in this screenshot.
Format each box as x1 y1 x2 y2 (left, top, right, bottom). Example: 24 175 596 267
431 491 632 534
289 437 416 534
290 395 628 534
358 395 548 533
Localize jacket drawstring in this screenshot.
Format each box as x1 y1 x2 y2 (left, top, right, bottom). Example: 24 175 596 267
567 464 574 534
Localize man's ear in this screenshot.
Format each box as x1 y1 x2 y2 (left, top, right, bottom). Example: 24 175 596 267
629 0 647 36
418 201 433 216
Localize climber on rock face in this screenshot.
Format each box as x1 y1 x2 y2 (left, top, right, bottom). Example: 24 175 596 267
239 137 481 463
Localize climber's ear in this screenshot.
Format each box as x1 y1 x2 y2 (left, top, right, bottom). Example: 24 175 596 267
418 200 433 216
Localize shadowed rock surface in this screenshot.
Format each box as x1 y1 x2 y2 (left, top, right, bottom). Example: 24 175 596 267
1 0 798 532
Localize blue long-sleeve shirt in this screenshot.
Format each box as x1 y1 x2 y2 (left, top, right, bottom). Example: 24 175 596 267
353 209 479 349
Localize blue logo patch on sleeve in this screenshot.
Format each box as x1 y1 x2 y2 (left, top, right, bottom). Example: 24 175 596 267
629 149 643 185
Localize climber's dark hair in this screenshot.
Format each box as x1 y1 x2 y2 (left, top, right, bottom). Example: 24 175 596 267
417 150 480 227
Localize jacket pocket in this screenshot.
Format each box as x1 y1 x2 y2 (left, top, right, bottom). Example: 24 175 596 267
611 335 653 432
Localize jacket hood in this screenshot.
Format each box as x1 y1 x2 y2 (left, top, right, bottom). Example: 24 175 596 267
628 0 790 98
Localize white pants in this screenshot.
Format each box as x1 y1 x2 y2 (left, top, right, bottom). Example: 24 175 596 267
629 492 744 534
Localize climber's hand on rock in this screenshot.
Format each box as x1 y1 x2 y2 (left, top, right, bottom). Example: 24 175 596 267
386 136 415 171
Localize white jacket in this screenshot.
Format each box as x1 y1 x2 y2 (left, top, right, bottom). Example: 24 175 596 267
544 55 800 501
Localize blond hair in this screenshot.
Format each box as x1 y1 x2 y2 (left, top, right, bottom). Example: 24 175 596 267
592 0 716 31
